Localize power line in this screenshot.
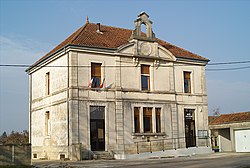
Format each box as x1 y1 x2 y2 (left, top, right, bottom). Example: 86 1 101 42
1 60 250 68
1 60 250 72
0 64 200 68
206 65 250 71
207 60 250 65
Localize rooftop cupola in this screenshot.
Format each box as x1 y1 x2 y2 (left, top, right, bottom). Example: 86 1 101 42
131 12 156 41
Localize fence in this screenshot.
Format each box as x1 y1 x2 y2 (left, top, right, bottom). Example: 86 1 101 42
134 136 210 154
0 144 31 166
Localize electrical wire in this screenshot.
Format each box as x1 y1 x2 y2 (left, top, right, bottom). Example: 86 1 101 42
0 60 250 71
207 60 250 65
206 65 250 71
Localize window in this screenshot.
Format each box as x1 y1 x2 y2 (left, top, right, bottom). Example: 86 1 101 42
155 108 161 133
91 63 102 88
134 107 140 133
45 111 50 136
33 154 37 159
198 130 208 139
143 107 152 133
141 65 150 91
60 154 65 160
184 71 191 93
46 72 50 95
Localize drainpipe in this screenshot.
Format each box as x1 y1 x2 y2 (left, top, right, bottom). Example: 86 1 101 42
172 63 180 148
66 47 70 155
77 54 80 144
29 74 32 145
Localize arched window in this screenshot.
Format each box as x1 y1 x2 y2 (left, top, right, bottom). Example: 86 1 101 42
141 22 147 35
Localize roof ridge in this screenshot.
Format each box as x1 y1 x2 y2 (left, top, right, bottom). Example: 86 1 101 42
70 22 89 43
88 22 133 31
209 111 250 125
221 111 250 115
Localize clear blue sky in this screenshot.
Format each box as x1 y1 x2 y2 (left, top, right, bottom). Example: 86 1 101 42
0 0 250 133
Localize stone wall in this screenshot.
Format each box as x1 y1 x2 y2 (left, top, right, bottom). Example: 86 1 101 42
0 144 31 166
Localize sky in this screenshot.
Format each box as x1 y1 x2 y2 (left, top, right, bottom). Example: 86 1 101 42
0 0 250 134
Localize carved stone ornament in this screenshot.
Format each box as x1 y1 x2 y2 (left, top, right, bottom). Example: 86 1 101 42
140 42 152 56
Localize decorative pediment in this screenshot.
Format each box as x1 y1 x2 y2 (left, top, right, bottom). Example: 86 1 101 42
116 12 176 63
158 45 176 61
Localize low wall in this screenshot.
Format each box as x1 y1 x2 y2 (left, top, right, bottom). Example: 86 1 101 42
0 144 31 166
115 146 213 159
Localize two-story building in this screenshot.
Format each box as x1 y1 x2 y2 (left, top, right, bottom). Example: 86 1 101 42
26 12 210 160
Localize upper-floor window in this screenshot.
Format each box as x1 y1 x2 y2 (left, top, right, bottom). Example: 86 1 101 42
91 63 102 88
141 65 150 91
45 72 50 95
184 71 191 93
143 107 152 133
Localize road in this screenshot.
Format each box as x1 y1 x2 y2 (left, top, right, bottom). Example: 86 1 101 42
33 152 250 168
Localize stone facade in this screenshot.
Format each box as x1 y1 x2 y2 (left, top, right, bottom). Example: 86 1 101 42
27 12 209 160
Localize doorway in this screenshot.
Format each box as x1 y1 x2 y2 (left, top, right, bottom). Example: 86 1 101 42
90 106 105 151
184 109 196 148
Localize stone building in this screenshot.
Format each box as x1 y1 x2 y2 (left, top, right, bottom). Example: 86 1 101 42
26 12 210 160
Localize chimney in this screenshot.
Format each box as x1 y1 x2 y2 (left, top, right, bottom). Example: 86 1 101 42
96 23 103 34
86 16 89 24
97 23 101 31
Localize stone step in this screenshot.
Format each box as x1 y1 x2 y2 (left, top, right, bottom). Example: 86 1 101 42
93 151 114 160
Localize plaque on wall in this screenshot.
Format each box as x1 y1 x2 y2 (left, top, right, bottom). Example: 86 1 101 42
140 42 152 56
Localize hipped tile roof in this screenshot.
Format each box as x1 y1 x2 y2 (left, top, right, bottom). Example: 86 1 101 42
209 112 250 125
37 23 209 64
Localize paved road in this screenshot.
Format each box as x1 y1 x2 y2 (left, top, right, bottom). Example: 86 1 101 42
33 153 250 168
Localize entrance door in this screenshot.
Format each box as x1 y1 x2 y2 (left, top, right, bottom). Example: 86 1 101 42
90 106 105 151
184 109 196 148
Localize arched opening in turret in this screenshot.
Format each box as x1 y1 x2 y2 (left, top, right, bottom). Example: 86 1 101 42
141 22 147 35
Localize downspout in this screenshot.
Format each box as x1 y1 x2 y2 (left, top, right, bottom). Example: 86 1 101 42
66 47 70 154
77 54 80 144
29 74 32 145
172 63 180 148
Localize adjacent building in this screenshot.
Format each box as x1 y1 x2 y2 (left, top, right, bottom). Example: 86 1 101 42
26 12 210 160
209 111 250 152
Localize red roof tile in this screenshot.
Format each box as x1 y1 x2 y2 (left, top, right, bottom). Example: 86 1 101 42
209 112 250 125
208 116 218 124
36 23 209 65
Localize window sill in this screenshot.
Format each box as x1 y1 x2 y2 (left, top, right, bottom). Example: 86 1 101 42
44 135 51 139
132 132 166 136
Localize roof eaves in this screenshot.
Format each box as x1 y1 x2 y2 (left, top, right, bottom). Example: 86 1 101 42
175 56 210 64
25 44 70 73
25 44 117 73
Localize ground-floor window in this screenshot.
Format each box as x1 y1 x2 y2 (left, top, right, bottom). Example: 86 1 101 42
45 111 50 136
133 107 161 134
156 108 161 133
143 107 153 133
134 107 140 133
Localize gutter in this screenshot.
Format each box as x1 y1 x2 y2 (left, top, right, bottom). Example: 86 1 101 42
176 56 210 65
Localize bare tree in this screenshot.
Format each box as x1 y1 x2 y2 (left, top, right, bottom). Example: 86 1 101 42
0 130 29 145
212 107 221 116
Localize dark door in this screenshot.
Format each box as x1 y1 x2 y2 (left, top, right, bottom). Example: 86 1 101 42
90 106 105 151
184 109 196 148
